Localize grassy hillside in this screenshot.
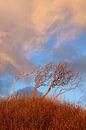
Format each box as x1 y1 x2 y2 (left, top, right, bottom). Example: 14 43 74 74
0 96 86 130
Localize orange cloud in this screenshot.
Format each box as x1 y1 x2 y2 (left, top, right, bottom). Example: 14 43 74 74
0 0 86 74
31 0 86 31
0 0 86 31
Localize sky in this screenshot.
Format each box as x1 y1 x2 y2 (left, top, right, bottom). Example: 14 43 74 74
0 0 86 106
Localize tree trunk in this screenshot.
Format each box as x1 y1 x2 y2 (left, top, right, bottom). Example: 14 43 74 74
33 84 39 97
8 78 18 101
42 86 52 98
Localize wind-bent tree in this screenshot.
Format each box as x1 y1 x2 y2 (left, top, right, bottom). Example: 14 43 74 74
8 62 80 101
34 62 80 98
8 67 39 101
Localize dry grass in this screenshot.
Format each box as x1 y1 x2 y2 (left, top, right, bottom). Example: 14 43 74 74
0 96 86 130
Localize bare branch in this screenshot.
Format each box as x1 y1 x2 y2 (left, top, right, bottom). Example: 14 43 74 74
53 73 80 98
8 67 39 101
42 85 52 98
34 62 80 98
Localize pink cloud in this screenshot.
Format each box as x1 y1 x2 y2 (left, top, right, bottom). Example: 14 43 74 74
0 0 86 75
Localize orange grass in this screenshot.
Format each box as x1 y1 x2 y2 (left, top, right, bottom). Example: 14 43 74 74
0 96 86 130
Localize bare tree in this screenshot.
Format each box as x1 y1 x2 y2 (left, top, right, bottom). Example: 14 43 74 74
8 67 39 101
34 62 80 98
8 62 80 101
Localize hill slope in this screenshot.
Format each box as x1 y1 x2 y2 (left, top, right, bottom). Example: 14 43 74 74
0 96 86 130
14 86 42 97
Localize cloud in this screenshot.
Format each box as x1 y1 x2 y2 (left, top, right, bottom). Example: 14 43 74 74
31 0 86 30
71 55 86 75
0 0 86 40
52 44 78 61
0 0 86 84
31 0 86 45
0 0 86 69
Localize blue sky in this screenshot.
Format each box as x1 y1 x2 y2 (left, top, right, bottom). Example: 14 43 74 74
2 31 85 107
30 32 86 107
